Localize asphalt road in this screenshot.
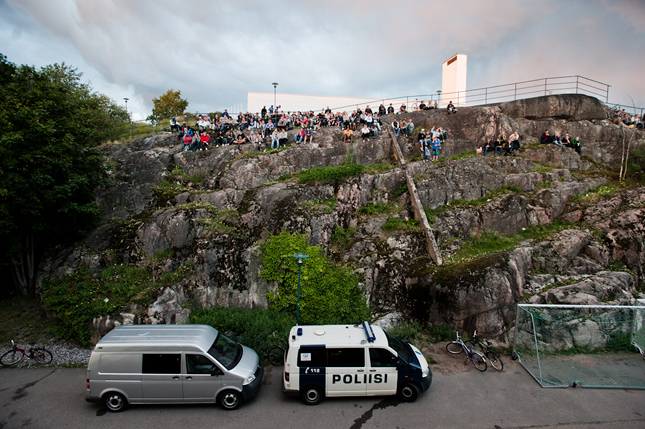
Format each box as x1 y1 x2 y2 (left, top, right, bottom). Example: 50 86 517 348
1 361 644 429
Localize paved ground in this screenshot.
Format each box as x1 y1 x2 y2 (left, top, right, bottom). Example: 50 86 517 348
1 360 644 429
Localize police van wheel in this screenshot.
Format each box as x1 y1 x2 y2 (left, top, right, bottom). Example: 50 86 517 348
301 385 323 405
103 392 127 412
399 383 420 402
219 390 242 410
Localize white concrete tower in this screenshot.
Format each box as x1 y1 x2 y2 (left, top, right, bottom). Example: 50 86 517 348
441 53 467 107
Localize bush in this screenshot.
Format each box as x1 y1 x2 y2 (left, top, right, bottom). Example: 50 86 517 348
190 307 295 362
41 261 194 345
261 232 369 325
297 164 365 183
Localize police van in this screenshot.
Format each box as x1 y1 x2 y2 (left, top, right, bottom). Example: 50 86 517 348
282 322 432 405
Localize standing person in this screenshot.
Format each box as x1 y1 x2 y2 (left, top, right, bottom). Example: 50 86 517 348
432 136 441 161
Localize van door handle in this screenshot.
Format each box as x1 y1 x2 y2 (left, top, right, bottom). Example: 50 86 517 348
185 376 193 380
172 376 180 380
357 369 364 373
369 370 377 372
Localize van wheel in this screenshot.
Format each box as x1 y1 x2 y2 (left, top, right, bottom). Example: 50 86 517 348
103 392 127 412
301 385 323 405
219 390 242 410
399 383 420 402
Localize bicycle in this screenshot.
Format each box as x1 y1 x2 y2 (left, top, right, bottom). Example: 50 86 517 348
468 330 504 372
445 331 487 371
0 340 53 366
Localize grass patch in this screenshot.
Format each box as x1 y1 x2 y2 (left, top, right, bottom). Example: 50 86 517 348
446 221 577 263
0 296 54 344
358 203 393 216
299 197 337 215
569 182 625 206
297 164 366 183
439 150 478 162
383 217 420 231
366 162 396 174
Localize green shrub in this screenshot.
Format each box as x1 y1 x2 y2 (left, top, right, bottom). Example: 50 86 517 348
358 203 391 215
331 226 356 246
41 261 194 345
261 232 369 325
190 307 295 362
382 217 419 231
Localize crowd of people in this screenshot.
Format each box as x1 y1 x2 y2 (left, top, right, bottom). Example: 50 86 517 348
479 131 522 156
540 129 581 154
612 107 643 129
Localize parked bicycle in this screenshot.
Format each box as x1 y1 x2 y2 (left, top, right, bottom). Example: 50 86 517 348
0 340 53 366
468 330 503 371
445 331 487 371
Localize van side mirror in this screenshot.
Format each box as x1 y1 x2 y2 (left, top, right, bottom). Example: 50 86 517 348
211 366 223 376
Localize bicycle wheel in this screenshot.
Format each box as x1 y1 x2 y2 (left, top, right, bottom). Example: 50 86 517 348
267 346 285 366
446 342 464 354
486 351 503 371
1 349 25 366
31 348 53 365
470 351 487 372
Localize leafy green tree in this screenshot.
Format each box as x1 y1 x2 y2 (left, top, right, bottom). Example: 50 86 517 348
261 232 369 325
0 54 111 296
147 89 189 124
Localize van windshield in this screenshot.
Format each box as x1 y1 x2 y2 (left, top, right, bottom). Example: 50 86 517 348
207 332 242 370
384 331 413 363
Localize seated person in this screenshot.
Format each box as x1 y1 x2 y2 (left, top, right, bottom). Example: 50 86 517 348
483 138 493 156
561 133 572 148
494 137 503 155
278 129 288 147
399 104 407 114
446 101 457 114
509 131 521 151
343 128 353 143
233 132 246 145
419 101 427 110
391 120 400 136
170 117 179 133
552 133 563 147
540 130 553 144
571 136 581 154
295 129 305 144
387 104 395 114
200 130 210 150
183 133 192 151
304 127 313 144
271 130 280 148
361 124 371 141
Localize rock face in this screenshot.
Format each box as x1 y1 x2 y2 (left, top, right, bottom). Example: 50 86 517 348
36 95 645 343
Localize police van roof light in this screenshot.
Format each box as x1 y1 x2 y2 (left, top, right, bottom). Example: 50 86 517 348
362 321 376 343
297 327 303 336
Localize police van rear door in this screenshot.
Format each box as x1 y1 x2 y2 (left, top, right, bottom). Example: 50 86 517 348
325 348 367 397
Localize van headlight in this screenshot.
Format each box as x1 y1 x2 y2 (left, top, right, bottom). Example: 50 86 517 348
243 373 256 385
422 366 430 378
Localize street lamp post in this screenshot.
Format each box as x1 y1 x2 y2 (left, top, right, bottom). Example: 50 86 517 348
291 252 309 325
123 98 129 121
272 82 278 111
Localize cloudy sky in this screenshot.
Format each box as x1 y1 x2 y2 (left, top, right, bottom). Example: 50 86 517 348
1 0 643 120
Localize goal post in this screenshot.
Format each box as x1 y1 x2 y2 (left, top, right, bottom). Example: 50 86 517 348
513 304 645 389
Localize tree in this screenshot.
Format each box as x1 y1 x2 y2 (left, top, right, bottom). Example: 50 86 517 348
147 89 189 124
0 54 111 296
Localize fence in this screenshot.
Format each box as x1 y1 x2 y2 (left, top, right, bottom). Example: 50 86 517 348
513 304 645 389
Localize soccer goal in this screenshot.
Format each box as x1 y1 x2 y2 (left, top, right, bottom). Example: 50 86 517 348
513 304 645 389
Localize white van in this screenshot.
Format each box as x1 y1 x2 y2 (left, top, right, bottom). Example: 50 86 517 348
282 322 432 405
86 324 263 411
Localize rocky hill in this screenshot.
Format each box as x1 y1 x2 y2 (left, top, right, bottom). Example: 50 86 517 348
37 94 645 344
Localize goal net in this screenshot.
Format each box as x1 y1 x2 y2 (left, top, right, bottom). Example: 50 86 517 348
513 304 645 389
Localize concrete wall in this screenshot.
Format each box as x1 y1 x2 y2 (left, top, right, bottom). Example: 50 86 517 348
442 53 468 107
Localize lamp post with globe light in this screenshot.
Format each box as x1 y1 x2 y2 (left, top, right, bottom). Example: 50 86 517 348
291 252 309 325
